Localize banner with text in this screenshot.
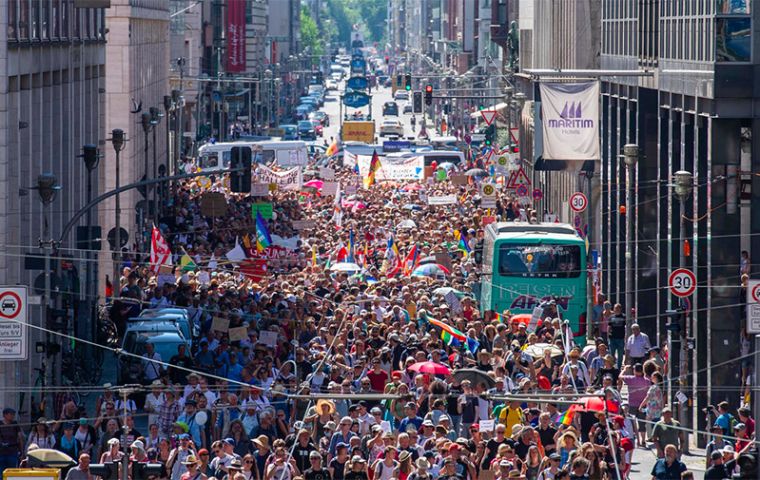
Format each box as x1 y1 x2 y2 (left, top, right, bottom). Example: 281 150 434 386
357 155 425 182
539 81 600 171
255 164 302 191
225 0 246 73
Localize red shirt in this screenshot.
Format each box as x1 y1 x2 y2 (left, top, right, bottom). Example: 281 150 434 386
366 370 389 392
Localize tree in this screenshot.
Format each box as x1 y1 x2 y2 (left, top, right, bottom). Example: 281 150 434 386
300 6 324 65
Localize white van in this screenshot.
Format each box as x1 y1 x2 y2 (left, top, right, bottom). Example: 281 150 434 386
197 140 308 172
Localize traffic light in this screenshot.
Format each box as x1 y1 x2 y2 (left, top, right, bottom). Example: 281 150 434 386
665 307 686 335
89 463 119 480
230 146 252 193
396 75 402 88
413 91 422 114
424 84 433 105
404 73 412 91
484 124 496 146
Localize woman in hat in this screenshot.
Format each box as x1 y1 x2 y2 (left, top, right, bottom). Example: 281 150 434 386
556 431 578 469
393 451 413 480
311 399 337 441
26 418 55 451
100 438 123 463
180 454 207 480
56 422 81 460
251 435 271 480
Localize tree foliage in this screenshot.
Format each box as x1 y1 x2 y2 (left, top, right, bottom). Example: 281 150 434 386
300 5 324 64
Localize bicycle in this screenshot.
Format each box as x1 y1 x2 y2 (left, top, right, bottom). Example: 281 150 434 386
19 361 47 419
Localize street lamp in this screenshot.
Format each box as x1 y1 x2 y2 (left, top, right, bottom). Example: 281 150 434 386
621 144 639 339
149 107 162 220
141 112 153 245
109 128 125 299
79 145 100 342
172 89 183 170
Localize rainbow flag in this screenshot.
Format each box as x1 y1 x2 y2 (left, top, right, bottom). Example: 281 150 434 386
558 409 575 426
454 229 471 256
494 312 503 323
347 229 356 262
255 211 272 252
430 318 467 346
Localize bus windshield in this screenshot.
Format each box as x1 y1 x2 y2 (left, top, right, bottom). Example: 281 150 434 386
498 244 581 278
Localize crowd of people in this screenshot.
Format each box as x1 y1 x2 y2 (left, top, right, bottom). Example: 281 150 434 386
0 148 755 480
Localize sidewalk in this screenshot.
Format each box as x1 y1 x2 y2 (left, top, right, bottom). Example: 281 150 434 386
631 444 706 479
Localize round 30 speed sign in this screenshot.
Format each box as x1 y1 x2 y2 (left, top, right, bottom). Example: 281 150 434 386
569 192 588 213
669 268 696 297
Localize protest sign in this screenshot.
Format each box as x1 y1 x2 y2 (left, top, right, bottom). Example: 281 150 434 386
357 155 424 181
260 330 278 348
211 317 229 333
251 183 270 197
251 203 273 219
256 164 302 190
228 326 248 342
427 195 458 206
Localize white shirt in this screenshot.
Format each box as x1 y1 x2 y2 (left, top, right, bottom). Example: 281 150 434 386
144 393 165 427
142 352 163 381
626 333 651 358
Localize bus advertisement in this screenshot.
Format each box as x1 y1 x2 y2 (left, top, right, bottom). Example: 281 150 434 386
480 222 588 345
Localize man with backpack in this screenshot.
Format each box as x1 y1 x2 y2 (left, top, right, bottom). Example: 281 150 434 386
709 401 737 437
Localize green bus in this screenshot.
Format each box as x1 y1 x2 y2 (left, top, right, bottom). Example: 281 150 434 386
480 222 588 344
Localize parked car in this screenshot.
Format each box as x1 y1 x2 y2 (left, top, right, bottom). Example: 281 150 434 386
280 124 299 140
297 120 317 140
379 119 404 137
311 120 324 137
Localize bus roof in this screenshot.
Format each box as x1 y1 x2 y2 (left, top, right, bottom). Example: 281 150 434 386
485 222 584 243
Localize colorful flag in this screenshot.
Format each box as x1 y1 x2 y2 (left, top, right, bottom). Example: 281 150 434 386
364 150 381 188
558 408 575 426
311 245 318 267
335 242 348 263
466 337 480 354
454 229 471 256
255 211 272 252
180 248 198 272
150 225 172 273
325 138 339 157
402 244 419 276
430 318 467 346
242 234 252 250
332 182 343 227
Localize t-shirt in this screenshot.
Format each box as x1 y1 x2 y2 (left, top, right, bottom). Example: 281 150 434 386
292 442 317 472
0 421 21 455
608 314 626 340
652 420 681 449
619 375 651 408
366 370 389 392
329 458 347 480
498 407 524 433
305 467 331 480
537 425 558 452
651 459 687 479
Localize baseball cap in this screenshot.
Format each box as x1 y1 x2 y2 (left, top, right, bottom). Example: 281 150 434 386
223 438 236 447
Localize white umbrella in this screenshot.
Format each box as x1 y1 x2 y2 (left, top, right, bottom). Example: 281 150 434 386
330 262 363 273
397 219 417 229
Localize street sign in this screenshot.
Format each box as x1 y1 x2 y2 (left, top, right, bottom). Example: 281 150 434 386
669 268 696 297
747 280 760 333
107 227 129 249
533 188 543 200
480 110 497 126
346 76 369 91
516 184 528 197
480 183 497 198
0 286 28 360
343 91 371 108
569 192 588 213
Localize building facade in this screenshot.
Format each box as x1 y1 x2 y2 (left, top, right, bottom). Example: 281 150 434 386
0 0 107 414
600 0 758 434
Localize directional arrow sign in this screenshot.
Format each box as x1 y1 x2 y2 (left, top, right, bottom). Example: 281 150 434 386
481 110 497 126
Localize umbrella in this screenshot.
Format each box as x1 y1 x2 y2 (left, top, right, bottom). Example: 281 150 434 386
439 162 457 171
26 449 77 469
465 168 488 177
432 287 465 297
329 262 363 273
303 179 324 189
401 184 424 192
397 219 417 229
577 396 620 414
418 255 438 265
402 203 422 211
411 263 450 278
408 361 451 376
523 343 564 359
452 368 496 389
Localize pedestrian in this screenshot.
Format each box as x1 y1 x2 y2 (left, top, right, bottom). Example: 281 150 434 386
607 304 626 368
624 324 651 365
651 407 683 459
650 444 687 479
65 453 92 480
0 408 23 476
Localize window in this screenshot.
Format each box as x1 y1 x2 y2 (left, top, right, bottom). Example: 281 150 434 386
716 18 751 61
31 1 40 40
8 0 17 40
717 0 750 14
498 244 582 278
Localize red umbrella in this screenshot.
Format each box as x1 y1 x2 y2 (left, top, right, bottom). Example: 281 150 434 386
577 396 619 414
408 361 451 376
508 314 543 328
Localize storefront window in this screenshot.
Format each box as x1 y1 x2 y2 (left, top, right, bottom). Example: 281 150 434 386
718 0 751 14
716 18 751 61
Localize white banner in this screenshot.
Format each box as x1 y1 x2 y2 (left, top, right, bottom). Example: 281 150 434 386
255 164 302 191
357 155 424 181
427 195 458 206
540 82 600 161
251 183 270 196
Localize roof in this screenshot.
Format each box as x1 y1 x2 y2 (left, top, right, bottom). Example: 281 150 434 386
486 222 584 243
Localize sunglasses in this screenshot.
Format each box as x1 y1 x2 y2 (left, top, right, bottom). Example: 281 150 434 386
245 461 253 464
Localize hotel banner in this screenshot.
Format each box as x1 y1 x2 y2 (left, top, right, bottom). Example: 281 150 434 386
539 82 600 162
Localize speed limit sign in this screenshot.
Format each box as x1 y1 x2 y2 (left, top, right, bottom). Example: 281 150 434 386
569 192 588 213
669 268 696 297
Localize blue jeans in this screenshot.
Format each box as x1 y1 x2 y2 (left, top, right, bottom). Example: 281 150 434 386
0 453 19 476
609 338 625 368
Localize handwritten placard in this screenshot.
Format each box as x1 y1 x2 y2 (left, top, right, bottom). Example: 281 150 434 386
228 326 248 342
211 317 229 333
479 419 495 433
251 183 270 197
259 330 278 348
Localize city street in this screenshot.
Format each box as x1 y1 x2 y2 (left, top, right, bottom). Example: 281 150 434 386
0 2 757 480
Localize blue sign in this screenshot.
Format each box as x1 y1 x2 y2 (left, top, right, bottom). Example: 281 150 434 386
383 140 411 152
350 58 366 71
346 76 369 91
343 91 371 108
